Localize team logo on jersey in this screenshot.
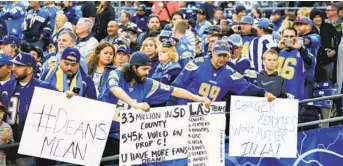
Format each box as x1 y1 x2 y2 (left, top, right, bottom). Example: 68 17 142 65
230 72 243 80
185 61 198 71
181 52 192 59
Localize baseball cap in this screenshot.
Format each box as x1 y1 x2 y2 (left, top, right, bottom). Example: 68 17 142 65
240 16 254 25
61 47 81 63
117 45 131 54
228 34 243 47
11 52 37 68
138 4 146 11
204 25 222 35
129 51 151 66
258 18 272 29
196 9 206 15
122 24 138 34
294 16 313 27
235 5 246 14
1 35 20 46
29 46 43 58
0 53 13 66
159 24 179 44
213 40 232 55
271 10 281 15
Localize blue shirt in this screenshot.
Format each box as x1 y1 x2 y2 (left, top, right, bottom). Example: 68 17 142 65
241 34 256 58
176 36 195 68
195 20 211 41
23 8 51 41
171 56 266 105
0 2 26 38
98 70 175 105
98 70 175 137
0 78 55 126
42 4 59 30
278 49 307 100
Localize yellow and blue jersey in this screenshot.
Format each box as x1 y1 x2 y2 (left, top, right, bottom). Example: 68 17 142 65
278 49 308 100
171 56 266 105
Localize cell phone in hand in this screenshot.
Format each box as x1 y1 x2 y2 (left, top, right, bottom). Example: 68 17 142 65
72 87 80 95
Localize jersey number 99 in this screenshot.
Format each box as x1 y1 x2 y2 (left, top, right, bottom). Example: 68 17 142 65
198 83 221 101
278 57 297 80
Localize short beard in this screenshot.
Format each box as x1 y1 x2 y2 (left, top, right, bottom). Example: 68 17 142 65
15 74 27 81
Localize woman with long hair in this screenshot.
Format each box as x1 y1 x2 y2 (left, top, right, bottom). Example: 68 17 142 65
95 1 115 41
87 42 116 96
151 40 181 85
140 37 160 77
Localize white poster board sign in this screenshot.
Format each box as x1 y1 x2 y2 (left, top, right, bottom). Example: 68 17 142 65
120 105 189 165
229 96 298 158
18 87 116 166
188 102 226 166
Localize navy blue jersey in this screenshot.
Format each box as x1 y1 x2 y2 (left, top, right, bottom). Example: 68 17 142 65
23 8 51 42
152 62 182 85
172 56 266 105
63 7 79 25
278 49 307 100
227 57 257 84
0 78 54 125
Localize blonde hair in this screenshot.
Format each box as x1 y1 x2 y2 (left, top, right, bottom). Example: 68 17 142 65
263 49 279 60
140 37 159 53
279 20 293 32
54 14 68 33
161 46 178 62
297 7 311 17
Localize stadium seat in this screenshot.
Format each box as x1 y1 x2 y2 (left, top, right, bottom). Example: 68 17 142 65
313 81 336 90
313 88 337 98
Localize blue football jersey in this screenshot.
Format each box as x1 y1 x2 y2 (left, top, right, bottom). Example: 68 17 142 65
98 69 175 137
249 34 276 71
98 69 175 105
0 78 54 125
176 36 195 69
241 34 255 58
172 56 265 105
278 49 307 100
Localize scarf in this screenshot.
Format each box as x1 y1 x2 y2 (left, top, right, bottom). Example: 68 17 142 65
45 66 84 95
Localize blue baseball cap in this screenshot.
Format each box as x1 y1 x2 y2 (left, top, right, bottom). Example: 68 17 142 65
0 53 13 66
61 47 81 63
130 51 151 66
204 25 222 34
213 40 232 55
228 34 243 47
294 16 313 27
258 18 272 29
117 45 131 54
11 52 37 68
240 16 254 25
1 35 20 46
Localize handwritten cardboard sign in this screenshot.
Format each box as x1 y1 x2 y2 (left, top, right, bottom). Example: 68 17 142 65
188 102 226 166
18 87 116 166
120 106 189 165
229 96 298 158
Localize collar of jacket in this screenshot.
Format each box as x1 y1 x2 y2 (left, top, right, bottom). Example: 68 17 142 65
261 69 278 76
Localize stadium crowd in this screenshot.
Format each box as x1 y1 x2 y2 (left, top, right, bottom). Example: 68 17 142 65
0 1 342 165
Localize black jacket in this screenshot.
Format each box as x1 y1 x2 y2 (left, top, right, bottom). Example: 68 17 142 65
256 70 287 98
